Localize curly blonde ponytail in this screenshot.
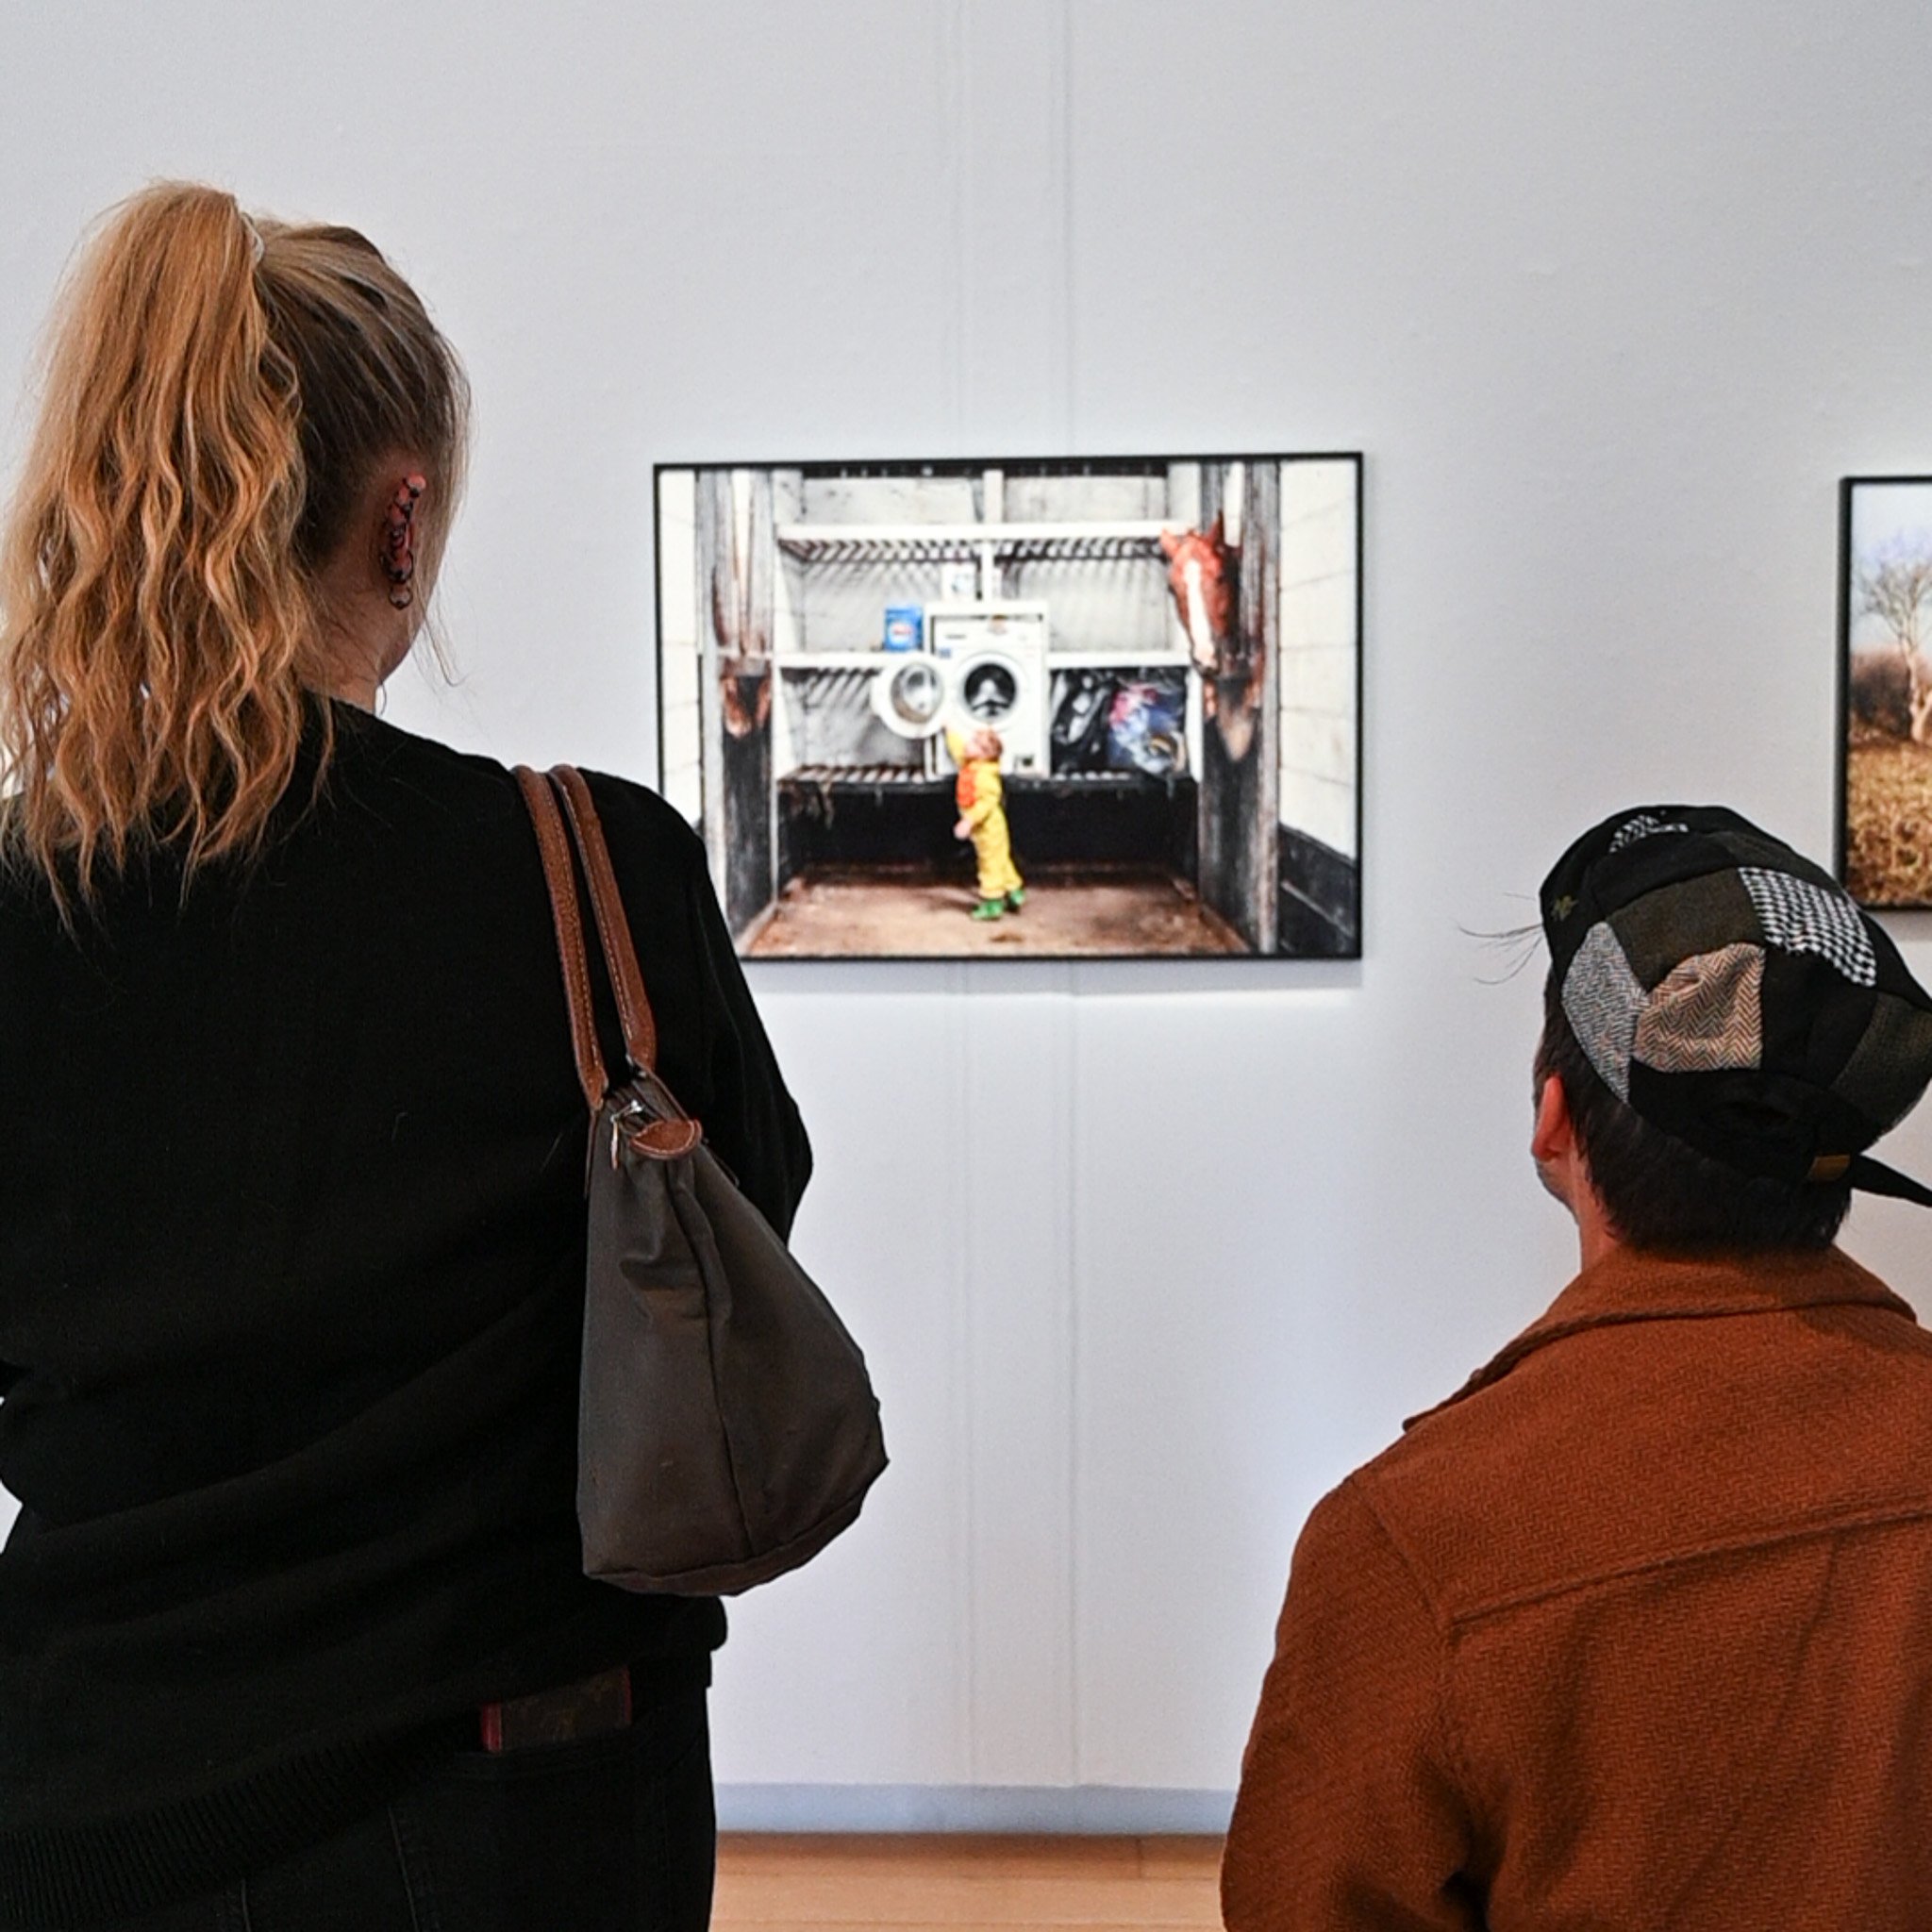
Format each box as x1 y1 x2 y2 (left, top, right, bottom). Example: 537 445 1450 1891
0 182 467 913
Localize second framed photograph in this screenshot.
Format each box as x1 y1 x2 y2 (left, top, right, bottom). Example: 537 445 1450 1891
1841 475 1932 908
656 454 1362 960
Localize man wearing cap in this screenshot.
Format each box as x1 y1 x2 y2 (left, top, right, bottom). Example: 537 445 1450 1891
1223 808 1932 1930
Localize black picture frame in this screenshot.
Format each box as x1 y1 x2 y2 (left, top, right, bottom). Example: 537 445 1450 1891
1839 475 1932 909
653 452 1365 963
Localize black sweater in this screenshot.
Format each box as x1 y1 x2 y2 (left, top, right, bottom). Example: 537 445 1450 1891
0 704 810 1924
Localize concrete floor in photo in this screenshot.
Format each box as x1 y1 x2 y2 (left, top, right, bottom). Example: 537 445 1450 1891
744 874 1248 958
712 1834 1224 1931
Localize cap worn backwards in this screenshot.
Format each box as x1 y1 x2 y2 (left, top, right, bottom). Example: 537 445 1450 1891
1540 806 1932 1207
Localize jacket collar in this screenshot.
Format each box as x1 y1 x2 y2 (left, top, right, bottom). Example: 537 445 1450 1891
1407 1245 1916 1430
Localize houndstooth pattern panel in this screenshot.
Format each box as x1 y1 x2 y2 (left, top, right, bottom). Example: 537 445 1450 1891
1608 813 1691 854
1563 921 1645 1099
1634 943 1764 1074
1739 868 1877 987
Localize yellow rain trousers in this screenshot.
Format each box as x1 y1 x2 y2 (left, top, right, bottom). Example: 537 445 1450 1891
951 739 1024 902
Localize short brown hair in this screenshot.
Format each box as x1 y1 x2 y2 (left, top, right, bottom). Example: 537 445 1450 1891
1535 974 1852 1252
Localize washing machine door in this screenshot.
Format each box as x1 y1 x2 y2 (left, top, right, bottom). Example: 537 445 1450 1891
869 654 949 739
952 650 1025 731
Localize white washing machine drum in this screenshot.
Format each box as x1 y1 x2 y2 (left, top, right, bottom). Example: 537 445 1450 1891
953 651 1024 728
870 656 948 739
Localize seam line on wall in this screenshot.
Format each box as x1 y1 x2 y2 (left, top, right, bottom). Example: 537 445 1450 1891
1058 0 1081 1781
1058 0 1076 448
945 0 968 442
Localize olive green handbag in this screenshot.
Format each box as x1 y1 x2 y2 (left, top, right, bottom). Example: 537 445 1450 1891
515 763 886 1594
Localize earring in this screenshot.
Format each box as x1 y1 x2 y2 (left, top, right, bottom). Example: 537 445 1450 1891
382 474 427 609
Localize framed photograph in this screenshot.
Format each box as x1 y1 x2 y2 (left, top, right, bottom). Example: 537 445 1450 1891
655 455 1362 959
1840 475 1932 908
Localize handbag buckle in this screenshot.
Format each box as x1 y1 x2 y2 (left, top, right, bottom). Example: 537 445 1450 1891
608 1093 704 1167
610 1097 650 1169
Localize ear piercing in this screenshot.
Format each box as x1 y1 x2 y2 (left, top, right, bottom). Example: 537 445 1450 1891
382 474 427 609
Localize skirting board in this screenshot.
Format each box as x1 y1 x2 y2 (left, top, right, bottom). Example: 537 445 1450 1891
715 1785 1236 1835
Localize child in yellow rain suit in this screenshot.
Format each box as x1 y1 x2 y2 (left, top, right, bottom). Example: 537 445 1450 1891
948 725 1025 920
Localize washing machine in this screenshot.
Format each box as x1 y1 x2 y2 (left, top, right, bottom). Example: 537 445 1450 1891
925 602 1049 774
866 651 949 744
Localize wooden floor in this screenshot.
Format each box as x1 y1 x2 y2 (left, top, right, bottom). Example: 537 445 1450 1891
712 1834 1224 1931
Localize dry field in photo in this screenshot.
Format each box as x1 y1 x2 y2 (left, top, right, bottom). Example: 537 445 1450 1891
1845 738 1932 907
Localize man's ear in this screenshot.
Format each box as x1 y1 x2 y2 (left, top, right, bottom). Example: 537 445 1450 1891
1531 1073 1574 1167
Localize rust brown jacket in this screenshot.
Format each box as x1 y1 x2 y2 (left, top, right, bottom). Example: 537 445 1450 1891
1223 1245 1932 1930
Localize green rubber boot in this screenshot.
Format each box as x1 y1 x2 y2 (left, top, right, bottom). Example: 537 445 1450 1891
1005 888 1026 911
972 897 1005 921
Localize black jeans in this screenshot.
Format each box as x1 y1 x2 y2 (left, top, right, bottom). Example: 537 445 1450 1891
93 1687 714 1932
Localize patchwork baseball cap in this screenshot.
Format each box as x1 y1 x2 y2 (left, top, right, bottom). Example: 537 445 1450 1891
1541 806 1932 1206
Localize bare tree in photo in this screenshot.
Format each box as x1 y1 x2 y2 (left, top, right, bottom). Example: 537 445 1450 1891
1856 535 1932 742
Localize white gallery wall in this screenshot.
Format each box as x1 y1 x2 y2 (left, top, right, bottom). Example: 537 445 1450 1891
5 0 1932 1827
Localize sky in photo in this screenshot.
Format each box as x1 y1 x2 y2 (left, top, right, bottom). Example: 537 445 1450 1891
1850 481 1932 652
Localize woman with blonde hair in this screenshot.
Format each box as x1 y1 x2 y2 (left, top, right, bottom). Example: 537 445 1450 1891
0 184 808 1929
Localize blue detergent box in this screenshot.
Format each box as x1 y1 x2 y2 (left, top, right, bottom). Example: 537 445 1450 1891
882 605 924 652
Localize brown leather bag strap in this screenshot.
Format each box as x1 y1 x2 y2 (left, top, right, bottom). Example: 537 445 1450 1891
548 765 659 1075
515 764 608 1114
